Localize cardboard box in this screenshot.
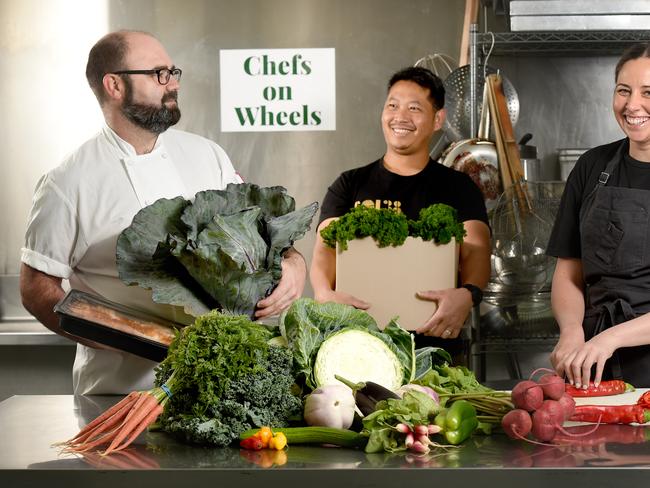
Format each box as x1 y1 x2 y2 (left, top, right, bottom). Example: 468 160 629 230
335 237 459 330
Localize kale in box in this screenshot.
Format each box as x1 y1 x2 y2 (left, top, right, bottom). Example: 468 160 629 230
321 204 464 330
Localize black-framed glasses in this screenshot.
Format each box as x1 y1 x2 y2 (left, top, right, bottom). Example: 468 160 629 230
111 67 182 85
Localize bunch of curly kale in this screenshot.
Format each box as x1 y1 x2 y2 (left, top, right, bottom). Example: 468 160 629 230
320 203 466 250
154 311 302 447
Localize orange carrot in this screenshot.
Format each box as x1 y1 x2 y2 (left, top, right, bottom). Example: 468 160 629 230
109 403 164 454
58 378 174 456
102 393 159 455
65 429 120 453
67 396 138 447
67 392 139 442
58 392 139 447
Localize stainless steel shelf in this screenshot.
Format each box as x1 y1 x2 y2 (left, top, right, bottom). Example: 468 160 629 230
477 30 650 55
0 321 74 346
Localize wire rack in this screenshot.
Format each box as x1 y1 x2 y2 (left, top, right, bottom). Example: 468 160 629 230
477 30 650 56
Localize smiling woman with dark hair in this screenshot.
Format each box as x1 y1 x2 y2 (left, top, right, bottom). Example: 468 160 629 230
547 42 650 389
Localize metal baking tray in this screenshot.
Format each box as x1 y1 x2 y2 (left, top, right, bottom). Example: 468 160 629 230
55 289 180 362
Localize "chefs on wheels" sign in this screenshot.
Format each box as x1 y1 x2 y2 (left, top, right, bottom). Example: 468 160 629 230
220 48 335 132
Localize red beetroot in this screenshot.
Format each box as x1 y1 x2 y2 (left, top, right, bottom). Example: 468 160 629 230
538 373 565 400
511 380 544 412
558 393 576 420
531 409 558 442
501 409 533 440
539 400 565 424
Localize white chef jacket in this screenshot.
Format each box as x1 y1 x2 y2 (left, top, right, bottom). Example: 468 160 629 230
21 126 242 395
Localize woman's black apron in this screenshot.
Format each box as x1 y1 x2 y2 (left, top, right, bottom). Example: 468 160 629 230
579 140 650 387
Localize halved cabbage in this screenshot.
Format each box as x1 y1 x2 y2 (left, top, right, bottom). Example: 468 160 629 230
313 329 403 390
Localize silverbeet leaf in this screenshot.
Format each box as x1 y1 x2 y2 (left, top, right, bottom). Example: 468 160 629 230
116 183 318 318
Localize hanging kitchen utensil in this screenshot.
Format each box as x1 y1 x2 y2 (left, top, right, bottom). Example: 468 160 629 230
459 0 480 67
486 73 556 296
440 77 501 211
443 64 519 142
416 54 459 159
414 53 458 81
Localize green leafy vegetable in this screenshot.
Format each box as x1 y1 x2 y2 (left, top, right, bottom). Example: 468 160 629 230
362 390 441 453
414 363 513 431
116 183 318 317
409 204 466 245
154 311 302 447
279 298 448 390
320 203 465 250
320 204 409 250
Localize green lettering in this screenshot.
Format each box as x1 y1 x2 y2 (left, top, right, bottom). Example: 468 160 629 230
301 59 312 75
311 110 322 125
235 106 259 125
243 56 259 75
278 60 290 75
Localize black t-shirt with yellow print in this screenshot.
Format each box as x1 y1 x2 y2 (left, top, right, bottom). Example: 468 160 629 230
318 158 489 225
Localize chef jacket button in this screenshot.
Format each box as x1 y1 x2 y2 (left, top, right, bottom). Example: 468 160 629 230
161 153 167 159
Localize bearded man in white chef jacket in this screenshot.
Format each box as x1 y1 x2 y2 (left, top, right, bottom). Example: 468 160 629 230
19 30 306 395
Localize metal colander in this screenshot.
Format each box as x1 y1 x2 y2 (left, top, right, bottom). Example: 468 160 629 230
443 64 519 142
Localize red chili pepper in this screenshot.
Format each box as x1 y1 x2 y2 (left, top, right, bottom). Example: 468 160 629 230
637 391 650 407
239 435 265 450
564 380 632 397
569 404 650 424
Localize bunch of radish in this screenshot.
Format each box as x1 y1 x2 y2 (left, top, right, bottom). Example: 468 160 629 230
501 369 585 444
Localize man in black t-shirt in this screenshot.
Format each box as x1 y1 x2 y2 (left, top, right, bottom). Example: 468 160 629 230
309 67 491 351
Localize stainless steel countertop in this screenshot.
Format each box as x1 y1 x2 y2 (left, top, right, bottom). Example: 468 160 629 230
1 395 650 488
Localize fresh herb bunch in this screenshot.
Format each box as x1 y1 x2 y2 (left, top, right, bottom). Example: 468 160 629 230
408 204 466 245
321 203 465 250
154 311 302 446
320 205 409 251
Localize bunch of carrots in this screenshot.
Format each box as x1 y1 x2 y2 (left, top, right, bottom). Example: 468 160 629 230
58 376 175 456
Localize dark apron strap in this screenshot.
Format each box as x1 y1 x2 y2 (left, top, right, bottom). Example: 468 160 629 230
579 142 627 222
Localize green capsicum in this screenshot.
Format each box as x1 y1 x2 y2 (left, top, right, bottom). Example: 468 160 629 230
435 399 479 445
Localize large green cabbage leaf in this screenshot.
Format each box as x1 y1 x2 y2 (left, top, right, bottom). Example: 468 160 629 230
117 183 318 318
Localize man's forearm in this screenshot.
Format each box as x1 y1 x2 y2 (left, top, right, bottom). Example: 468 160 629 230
20 264 65 334
459 221 491 289
20 263 98 347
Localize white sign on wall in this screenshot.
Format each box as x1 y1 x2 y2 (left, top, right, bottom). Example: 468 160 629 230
220 48 335 132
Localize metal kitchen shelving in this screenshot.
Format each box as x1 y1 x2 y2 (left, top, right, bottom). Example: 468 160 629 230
476 30 650 55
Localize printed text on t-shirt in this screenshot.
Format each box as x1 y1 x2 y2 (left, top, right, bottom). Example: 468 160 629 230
354 199 402 213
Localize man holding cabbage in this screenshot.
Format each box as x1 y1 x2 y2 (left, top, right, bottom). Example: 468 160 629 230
19 30 307 395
